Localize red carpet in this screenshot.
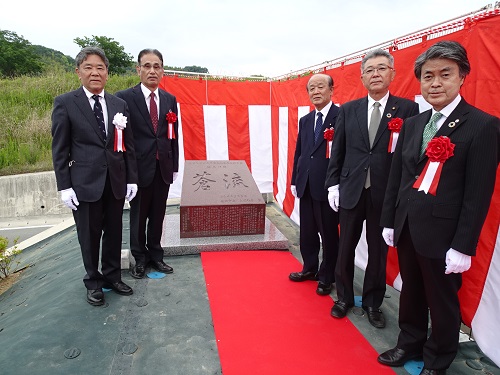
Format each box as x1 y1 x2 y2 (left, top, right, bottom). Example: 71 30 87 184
202 251 395 375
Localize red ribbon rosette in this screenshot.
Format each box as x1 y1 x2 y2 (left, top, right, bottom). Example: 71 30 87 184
166 110 177 139
413 136 455 195
323 127 334 158
387 117 403 153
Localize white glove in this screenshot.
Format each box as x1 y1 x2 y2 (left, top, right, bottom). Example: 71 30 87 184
445 248 471 274
126 183 138 202
60 188 79 211
173 172 179 182
382 228 394 247
327 185 339 212
290 185 297 198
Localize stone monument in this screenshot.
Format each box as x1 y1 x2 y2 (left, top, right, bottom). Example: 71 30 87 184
180 160 265 238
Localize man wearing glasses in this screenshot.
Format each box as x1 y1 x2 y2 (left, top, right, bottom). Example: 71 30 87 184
116 49 179 278
325 49 419 327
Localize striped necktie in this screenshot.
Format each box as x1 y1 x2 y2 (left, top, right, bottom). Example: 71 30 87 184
420 112 442 156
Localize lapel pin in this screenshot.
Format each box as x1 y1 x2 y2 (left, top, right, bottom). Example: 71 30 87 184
392 107 396 110
448 122 456 128
386 113 392 118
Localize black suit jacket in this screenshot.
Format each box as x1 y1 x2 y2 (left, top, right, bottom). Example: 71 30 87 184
381 98 500 258
292 103 340 201
325 94 419 212
51 87 138 201
116 84 179 187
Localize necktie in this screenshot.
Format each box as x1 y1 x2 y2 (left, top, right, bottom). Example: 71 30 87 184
150 92 158 134
368 102 381 147
92 94 106 139
314 112 323 143
365 102 381 188
420 112 442 156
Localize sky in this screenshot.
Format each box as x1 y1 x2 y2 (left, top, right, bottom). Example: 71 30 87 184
0 0 493 78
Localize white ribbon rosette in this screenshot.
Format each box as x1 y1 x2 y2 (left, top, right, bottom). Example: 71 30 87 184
113 113 127 152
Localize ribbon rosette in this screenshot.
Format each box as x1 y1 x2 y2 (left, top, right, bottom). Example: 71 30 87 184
387 117 403 153
413 136 455 195
166 110 177 139
323 127 335 158
112 113 127 152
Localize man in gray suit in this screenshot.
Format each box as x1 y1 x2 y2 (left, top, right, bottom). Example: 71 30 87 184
325 49 419 327
378 41 499 375
52 47 138 306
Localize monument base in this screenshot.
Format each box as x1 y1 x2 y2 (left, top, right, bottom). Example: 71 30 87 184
161 215 288 256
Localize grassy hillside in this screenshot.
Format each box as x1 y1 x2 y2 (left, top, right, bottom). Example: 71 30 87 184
0 67 139 175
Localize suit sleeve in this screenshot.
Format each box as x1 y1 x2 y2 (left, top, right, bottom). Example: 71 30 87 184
380 118 407 228
51 95 72 191
291 118 302 186
451 116 500 254
122 101 138 184
172 96 179 173
324 105 346 189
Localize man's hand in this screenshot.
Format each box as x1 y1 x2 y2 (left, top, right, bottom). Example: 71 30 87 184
445 248 471 274
173 172 179 182
327 185 339 212
60 188 79 211
290 185 297 198
126 184 138 202
382 228 394 247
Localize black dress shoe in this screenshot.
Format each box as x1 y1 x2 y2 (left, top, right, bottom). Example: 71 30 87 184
363 306 386 328
316 282 333 296
377 347 422 367
104 281 133 296
150 260 173 274
420 369 446 375
130 263 146 279
86 289 104 306
330 300 353 318
289 271 318 282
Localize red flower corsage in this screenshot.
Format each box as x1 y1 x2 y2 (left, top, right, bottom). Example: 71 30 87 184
323 127 334 158
166 110 177 139
413 136 455 195
387 117 403 153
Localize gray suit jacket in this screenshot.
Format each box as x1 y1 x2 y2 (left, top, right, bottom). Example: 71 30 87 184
51 87 138 202
325 94 419 212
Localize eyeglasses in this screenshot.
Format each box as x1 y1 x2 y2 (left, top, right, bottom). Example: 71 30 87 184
140 64 163 71
362 65 394 76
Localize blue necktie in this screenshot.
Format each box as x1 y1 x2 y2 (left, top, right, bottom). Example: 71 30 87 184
314 112 323 143
92 94 106 139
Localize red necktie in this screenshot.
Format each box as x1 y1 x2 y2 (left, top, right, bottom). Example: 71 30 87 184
150 92 158 134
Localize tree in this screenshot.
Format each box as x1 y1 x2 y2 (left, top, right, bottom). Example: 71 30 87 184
73 36 133 75
0 30 43 77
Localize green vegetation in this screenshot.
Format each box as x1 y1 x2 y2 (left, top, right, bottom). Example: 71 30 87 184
0 236 21 280
0 67 140 175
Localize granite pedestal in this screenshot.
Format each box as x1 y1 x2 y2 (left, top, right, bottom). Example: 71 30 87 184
161 214 288 255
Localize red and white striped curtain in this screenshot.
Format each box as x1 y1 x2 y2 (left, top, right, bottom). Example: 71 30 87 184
160 13 500 366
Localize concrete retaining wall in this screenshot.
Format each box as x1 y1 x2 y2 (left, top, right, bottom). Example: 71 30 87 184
0 171 68 217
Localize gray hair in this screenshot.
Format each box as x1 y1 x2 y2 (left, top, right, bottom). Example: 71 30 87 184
361 49 394 72
138 49 164 65
306 73 334 90
75 47 109 69
414 40 470 79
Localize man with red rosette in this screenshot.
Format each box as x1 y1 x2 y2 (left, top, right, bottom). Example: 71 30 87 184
378 41 500 375
116 49 179 278
325 49 419 328
289 73 340 297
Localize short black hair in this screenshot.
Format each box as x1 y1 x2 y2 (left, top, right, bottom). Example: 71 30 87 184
414 40 470 79
138 49 164 65
75 47 109 69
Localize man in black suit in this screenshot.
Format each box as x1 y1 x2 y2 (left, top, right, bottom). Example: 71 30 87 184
289 73 339 296
377 41 499 375
325 49 419 327
116 49 179 279
52 47 138 306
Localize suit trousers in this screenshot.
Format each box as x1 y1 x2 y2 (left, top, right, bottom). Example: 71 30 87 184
396 220 462 370
299 183 339 285
73 174 125 290
130 161 170 265
335 187 387 307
